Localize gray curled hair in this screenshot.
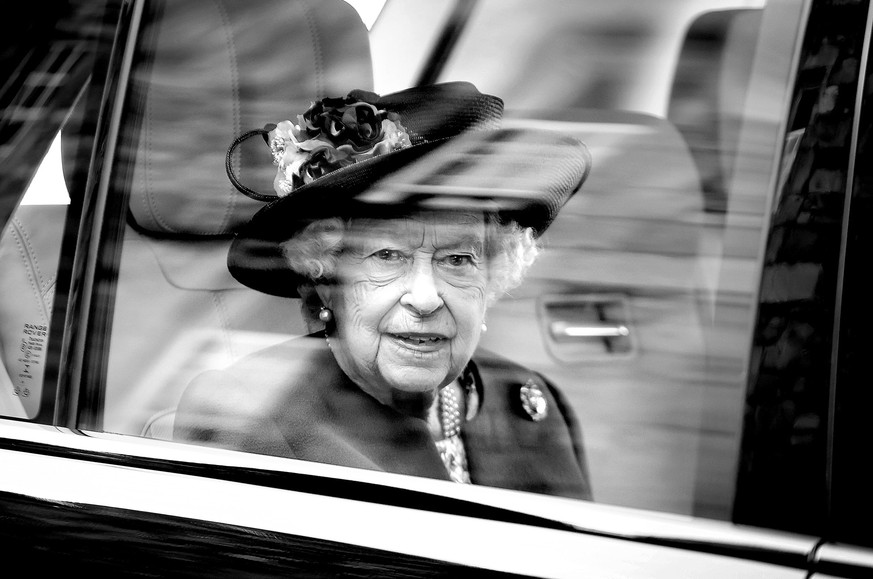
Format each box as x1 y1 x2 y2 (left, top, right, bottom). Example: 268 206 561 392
281 216 540 305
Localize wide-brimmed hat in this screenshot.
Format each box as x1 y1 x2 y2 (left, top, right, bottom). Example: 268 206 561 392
226 81 591 297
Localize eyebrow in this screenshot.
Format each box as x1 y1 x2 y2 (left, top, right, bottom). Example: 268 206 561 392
440 233 485 252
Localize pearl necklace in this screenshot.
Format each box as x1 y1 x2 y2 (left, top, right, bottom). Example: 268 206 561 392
436 378 472 484
439 382 462 438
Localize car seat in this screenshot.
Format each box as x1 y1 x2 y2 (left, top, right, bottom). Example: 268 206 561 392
98 0 374 437
0 204 66 419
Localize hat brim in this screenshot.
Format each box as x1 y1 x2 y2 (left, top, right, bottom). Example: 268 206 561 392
228 128 591 297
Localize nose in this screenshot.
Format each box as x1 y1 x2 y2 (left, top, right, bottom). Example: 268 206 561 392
400 259 443 315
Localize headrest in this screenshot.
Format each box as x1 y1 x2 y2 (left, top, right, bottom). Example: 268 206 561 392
125 0 373 236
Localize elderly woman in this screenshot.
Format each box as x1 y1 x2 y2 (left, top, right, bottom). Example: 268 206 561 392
174 82 593 500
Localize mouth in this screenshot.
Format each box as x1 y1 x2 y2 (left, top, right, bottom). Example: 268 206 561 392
389 334 446 344
389 333 449 348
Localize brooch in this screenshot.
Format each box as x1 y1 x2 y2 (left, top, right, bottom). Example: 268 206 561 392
519 379 548 421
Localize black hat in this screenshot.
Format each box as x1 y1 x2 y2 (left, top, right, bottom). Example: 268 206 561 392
226 81 591 297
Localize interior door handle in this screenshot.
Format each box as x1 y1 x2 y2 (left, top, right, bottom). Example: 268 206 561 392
549 321 630 340
539 294 635 362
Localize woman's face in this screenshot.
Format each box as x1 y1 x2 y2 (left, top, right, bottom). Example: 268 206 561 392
319 211 489 407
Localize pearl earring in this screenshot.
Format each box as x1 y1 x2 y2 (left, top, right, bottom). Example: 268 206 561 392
319 307 334 324
481 322 488 333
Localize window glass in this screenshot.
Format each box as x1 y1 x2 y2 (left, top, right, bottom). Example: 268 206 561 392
70 0 854 532
380 0 779 518
84 0 356 435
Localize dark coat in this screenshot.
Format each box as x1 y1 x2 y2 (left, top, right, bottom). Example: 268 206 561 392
174 336 592 500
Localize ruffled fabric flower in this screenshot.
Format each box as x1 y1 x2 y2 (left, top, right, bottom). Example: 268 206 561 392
267 95 413 197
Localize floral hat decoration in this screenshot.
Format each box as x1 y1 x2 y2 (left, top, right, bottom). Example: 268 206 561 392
226 81 591 297
268 94 412 195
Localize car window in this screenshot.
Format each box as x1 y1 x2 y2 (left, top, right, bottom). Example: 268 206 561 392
5 0 873 555
103 0 771 511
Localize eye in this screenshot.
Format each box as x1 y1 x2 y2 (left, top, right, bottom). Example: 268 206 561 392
373 249 403 262
443 254 474 267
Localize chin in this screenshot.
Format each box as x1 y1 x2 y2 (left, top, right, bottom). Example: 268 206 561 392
384 371 449 394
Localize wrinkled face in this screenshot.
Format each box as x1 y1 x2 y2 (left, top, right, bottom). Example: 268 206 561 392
319 211 488 407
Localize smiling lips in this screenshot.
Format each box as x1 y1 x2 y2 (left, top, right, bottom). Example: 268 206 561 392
389 333 448 349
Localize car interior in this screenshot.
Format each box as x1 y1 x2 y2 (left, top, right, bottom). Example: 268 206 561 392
102 0 375 437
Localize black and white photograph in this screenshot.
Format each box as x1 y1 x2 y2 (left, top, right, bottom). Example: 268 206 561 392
1 0 872 576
